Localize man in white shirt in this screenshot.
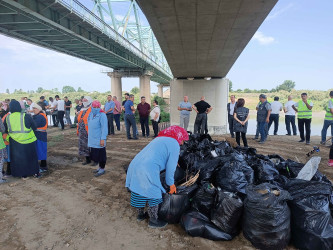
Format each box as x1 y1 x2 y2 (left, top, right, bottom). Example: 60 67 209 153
268 96 283 135
227 95 237 138
53 95 65 130
26 99 34 115
284 95 297 136
150 99 161 137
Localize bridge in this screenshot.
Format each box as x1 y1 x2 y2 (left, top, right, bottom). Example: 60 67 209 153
0 0 278 134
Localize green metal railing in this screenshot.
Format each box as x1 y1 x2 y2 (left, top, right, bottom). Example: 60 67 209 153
58 0 172 78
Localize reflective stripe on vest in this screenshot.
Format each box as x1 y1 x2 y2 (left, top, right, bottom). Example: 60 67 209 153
77 107 91 134
6 113 36 144
325 100 333 120
36 112 48 132
297 100 312 119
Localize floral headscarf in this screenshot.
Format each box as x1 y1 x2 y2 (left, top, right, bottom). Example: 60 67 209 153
92 100 101 108
157 125 189 145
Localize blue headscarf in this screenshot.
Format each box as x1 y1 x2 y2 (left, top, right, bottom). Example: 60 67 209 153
9 100 22 113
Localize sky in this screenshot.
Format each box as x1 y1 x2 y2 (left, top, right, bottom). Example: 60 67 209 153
0 0 332 94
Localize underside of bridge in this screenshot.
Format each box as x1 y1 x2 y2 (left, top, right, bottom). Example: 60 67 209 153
137 0 278 134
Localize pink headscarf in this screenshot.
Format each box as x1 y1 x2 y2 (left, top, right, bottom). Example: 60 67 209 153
157 125 189 145
92 100 101 108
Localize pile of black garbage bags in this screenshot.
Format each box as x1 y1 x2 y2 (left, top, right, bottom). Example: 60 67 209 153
159 134 333 250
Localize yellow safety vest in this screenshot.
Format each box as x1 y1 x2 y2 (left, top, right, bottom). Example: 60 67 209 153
325 99 333 121
0 131 5 150
297 100 312 119
6 112 37 144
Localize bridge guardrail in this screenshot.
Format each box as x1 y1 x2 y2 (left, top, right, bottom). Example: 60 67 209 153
58 0 172 78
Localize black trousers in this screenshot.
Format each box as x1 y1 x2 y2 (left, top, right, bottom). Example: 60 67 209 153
140 116 150 136
57 111 65 130
106 113 115 135
152 120 159 137
268 114 279 135
285 115 297 135
52 114 58 126
330 144 333 159
228 114 235 136
298 118 311 142
235 132 248 147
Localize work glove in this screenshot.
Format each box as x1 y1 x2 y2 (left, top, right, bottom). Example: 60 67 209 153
169 184 177 194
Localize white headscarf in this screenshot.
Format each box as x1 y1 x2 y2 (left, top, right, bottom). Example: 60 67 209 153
81 96 92 110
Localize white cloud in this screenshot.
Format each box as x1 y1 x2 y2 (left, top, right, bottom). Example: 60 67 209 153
252 31 275 45
267 3 294 20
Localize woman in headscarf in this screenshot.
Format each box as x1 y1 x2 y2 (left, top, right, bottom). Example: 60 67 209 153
88 100 108 177
125 125 189 229
0 117 8 183
77 96 93 165
32 103 48 172
5 100 39 177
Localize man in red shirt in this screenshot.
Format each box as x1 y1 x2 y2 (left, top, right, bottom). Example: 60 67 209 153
137 96 151 137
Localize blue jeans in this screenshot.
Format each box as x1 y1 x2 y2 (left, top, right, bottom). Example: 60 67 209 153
255 121 268 139
114 114 120 131
321 119 333 143
285 115 297 135
258 121 268 142
268 114 279 135
65 110 72 125
125 114 137 139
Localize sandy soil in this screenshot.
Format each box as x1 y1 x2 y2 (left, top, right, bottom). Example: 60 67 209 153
0 126 332 250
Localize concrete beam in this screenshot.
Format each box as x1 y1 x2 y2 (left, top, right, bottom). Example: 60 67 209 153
139 71 153 105
157 84 163 98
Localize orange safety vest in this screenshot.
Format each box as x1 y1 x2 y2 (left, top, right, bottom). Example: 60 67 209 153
36 112 48 132
77 107 91 135
1 113 9 145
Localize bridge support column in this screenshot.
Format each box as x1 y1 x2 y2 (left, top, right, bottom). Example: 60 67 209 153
107 72 122 101
170 78 229 135
139 71 153 105
157 85 163 98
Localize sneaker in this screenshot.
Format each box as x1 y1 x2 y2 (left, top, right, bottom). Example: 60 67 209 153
94 169 105 177
92 168 100 173
252 137 259 140
258 141 265 144
298 139 305 143
137 212 148 222
306 141 310 145
148 218 168 229
328 160 333 167
0 179 7 184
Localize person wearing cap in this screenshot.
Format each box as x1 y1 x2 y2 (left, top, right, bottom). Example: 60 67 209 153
292 93 313 145
88 100 108 177
126 125 189 228
77 96 93 165
268 96 283 135
257 94 271 144
32 103 48 172
320 91 333 146
5 100 39 177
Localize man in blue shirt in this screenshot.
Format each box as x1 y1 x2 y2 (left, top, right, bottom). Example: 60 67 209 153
104 95 115 135
178 96 192 131
124 94 138 140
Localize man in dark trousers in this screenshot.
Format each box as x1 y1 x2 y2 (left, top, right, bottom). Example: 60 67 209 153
137 96 151 137
192 96 213 134
227 95 237 138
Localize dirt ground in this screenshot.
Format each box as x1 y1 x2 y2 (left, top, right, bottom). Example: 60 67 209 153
0 126 332 250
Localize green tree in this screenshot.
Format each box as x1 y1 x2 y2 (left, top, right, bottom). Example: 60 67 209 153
6 88 10 94
229 81 233 92
62 85 76 93
130 86 139 95
77 87 84 92
276 80 296 92
36 87 44 93
244 88 252 93
236 89 242 93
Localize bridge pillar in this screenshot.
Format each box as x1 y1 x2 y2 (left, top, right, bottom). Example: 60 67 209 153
170 78 229 135
139 71 153 105
157 85 163 98
107 72 122 101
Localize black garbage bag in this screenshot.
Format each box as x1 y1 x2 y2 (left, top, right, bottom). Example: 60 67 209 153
215 141 234 156
192 158 222 184
160 167 186 191
251 160 279 184
216 161 254 194
286 179 333 250
211 190 243 236
177 183 199 198
180 210 233 241
243 183 292 250
159 192 191 224
179 152 200 170
191 183 216 217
